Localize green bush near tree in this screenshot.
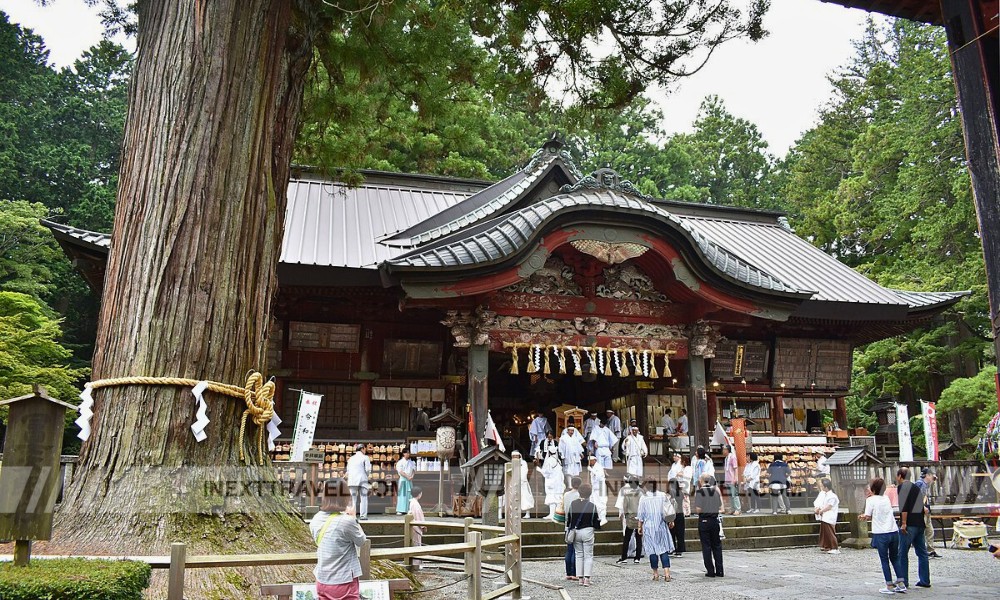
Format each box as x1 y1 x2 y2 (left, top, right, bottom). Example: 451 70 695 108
0 558 151 599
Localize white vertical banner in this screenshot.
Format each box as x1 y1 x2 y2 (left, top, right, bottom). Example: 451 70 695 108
290 391 323 462
921 400 939 461
896 402 914 462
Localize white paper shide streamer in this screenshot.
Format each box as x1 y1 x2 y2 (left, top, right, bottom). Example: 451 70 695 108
190 381 211 442
75 384 95 441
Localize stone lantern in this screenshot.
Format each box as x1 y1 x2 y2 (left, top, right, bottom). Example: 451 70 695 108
826 446 884 548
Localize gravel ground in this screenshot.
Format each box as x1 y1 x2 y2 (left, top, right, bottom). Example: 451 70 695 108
413 546 1000 599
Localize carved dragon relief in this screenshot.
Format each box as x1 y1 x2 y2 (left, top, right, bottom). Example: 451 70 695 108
503 255 582 296
598 264 669 303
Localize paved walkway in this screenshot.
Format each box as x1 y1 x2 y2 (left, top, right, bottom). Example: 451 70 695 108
418 546 1000 599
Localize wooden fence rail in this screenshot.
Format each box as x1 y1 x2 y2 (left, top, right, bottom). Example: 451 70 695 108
160 517 521 600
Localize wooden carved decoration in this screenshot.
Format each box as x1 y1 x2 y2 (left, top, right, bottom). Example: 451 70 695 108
570 240 648 265
441 307 497 348
597 264 669 302
503 255 582 296
495 316 684 340
559 167 651 199
687 320 723 358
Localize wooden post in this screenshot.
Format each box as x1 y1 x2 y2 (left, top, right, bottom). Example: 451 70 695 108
403 513 413 570
468 344 489 452
940 0 1000 389
504 458 526 600
167 542 186 600
360 538 372 580
505 457 522 599
13 540 30 567
466 531 482 600
464 516 473 539
687 356 709 449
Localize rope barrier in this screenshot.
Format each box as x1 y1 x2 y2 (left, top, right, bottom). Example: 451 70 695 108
80 371 277 464
397 573 471 595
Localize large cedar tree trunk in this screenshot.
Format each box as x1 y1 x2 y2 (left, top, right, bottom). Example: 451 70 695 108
51 1 318 595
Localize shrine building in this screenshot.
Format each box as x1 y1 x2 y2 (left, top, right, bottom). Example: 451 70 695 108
46 138 967 496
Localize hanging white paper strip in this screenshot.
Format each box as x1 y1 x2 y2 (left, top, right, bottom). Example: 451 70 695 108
75 385 94 441
190 380 211 442
267 413 283 451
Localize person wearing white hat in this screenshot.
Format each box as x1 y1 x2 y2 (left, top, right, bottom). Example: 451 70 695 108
590 419 618 470
559 426 586 488
541 442 566 520
623 425 648 478
587 454 608 525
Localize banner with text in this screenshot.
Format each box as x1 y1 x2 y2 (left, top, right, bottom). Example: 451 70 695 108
291 391 324 462
896 402 914 462
921 400 939 461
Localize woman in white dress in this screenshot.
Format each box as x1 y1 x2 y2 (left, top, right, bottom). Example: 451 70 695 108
742 452 761 513
637 481 675 581
540 445 566 520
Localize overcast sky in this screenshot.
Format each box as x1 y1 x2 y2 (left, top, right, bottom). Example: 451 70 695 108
1 0 883 156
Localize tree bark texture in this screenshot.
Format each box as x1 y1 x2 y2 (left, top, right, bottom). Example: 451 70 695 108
53 0 317 578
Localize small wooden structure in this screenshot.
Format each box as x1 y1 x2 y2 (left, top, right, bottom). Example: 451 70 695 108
462 445 509 526
553 404 588 437
0 385 76 566
827 446 884 548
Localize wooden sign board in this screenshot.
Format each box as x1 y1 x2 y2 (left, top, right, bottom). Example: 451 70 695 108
0 388 73 543
636 381 655 390
302 450 325 463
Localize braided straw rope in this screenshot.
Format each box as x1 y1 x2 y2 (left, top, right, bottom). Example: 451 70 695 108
86 371 275 465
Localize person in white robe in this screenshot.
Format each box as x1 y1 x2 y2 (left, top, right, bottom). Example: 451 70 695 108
540 445 565 520
590 420 618 469
582 412 600 443
559 426 586 487
587 455 608 525
511 450 534 518
528 412 551 458
623 426 648 477
408 486 426 568
606 410 623 461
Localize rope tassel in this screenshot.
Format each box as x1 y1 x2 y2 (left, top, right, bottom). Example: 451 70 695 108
663 352 672 378
510 344 520 375
649 351 659 379
543 345 553 375
603 349 613 376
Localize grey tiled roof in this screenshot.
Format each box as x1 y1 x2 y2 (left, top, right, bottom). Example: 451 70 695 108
888 289 972 309
44 220 111 249
386 189 807 297
280 176 477 268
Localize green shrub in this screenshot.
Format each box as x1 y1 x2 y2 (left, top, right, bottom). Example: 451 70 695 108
0 558 151 599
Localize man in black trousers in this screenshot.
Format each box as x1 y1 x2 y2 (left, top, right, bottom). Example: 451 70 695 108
695 474 724 577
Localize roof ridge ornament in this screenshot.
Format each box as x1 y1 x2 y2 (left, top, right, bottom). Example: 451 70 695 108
522 134 583 179
559 167 651 200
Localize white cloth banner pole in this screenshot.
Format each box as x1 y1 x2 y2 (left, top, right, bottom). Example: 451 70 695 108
290 391 323 462
921 400 938 461
896 402 914 462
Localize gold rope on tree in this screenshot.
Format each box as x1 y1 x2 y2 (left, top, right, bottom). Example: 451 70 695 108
239 371 275 465
80 371 276 465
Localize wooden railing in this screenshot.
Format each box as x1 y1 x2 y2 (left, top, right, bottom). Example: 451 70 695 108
157 516 521 600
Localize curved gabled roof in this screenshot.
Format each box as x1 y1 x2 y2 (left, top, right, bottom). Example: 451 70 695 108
382 188 810 299
379 139 581 248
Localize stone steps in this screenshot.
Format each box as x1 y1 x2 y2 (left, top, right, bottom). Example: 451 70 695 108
359 513 854 559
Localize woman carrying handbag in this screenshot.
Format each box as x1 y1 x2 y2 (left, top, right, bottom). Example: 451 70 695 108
566 483 601 587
